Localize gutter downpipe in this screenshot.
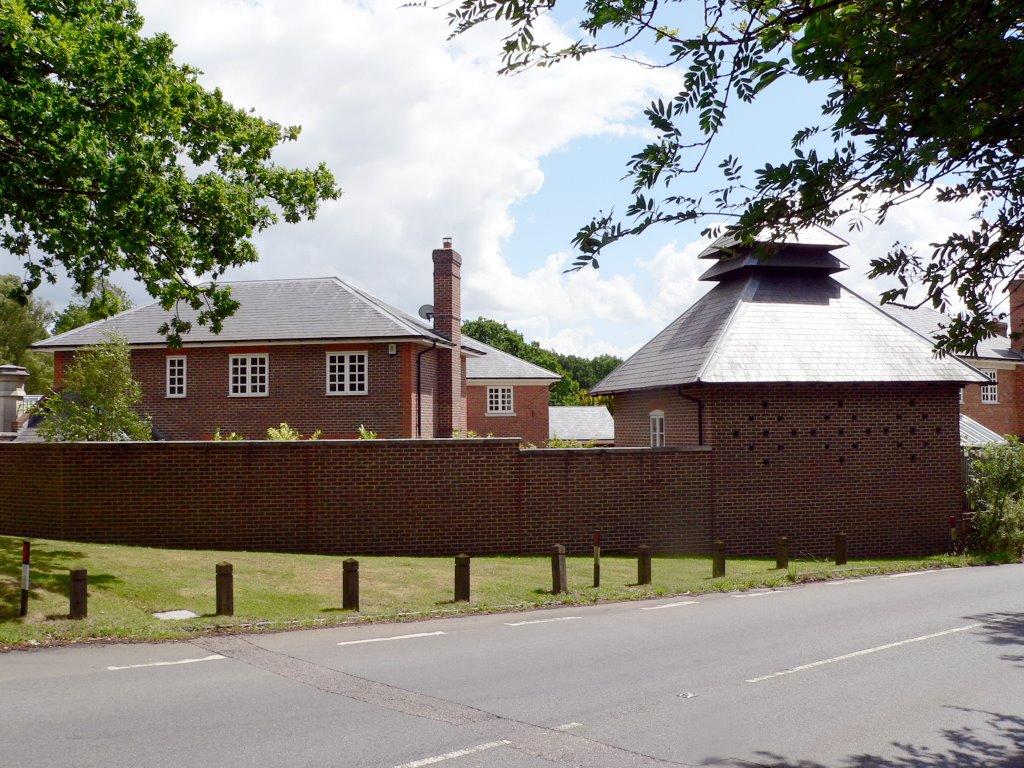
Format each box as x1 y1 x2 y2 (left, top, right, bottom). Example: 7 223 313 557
416 342 437 438
677 385 705 446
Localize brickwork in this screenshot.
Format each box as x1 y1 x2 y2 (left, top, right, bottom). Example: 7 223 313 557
467 383 551 446
431 245 466 437
960 367 1019 437
614 382 962 556
0 440 710 556
612 393 701 447
127 343 409 440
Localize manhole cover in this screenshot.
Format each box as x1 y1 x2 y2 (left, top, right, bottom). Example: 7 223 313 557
152 609 199 620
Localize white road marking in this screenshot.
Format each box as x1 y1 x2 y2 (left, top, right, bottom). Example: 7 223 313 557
337 631 446 646
640 600 698 611
824 579 864 586
746 624 982 683
553 722 582 731
887 570 938 578
392 740 511 767
731 591 783 599
504 616 582 626
107 654 224 671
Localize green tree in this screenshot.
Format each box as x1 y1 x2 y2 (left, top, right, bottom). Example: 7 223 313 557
462 316 620 406
448 0 1024 354
1 0 339 345
33 333 151 441
0 274 53 392
52 281 134 335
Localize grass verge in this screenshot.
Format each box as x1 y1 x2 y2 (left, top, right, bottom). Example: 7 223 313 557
0 535 1007 649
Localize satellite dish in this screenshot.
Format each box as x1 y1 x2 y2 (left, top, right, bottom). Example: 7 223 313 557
418 304 435 321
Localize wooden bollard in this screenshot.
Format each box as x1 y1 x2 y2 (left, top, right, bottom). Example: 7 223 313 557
216 562 234 616
712 540 726 578
637 545 652 585
776 537 789 570
834 533 848 566
551 544 567 594
343 558 359 611
454 554 471 602
69 569 87 619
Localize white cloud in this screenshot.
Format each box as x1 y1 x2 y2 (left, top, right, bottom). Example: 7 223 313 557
132 0 684 336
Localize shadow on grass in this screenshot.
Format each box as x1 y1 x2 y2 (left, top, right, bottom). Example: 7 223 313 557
0 539 121 619
710 708 1024 767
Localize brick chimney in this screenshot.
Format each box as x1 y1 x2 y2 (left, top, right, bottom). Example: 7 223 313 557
432 237 466 437
1009 279 1024 352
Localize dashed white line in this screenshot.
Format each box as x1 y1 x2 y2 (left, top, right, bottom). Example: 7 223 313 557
887 570 938 578
640 600 698 611
338 631 446 646
392 740 511 767
746 624 982 683
107 654 224 671
553 722 583 731
731 591 783 599
504 616 582 626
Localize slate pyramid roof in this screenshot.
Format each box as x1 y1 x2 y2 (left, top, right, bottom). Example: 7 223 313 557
34 277 479 351
592 227 988 393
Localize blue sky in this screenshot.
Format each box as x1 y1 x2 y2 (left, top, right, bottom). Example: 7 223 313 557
2 0 979 358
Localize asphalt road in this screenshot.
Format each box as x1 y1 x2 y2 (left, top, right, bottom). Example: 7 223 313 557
2 564 1023 767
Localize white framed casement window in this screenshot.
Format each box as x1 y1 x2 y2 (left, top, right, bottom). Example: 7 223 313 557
487 385 514 415
326 351 368 395
981 369 998 403
166 356 187 398
650 410 665 447
229 354 268 396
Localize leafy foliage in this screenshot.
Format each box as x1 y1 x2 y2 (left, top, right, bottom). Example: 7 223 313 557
448 0 1024 354
966 438 1024 558
462 316 620 406
267 423 321 440
52 282 133 335
1 0 340 345
212 427 244 441
33 333 151 441
357 424 378 440
0 274 53 393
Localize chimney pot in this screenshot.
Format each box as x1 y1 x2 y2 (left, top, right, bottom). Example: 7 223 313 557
442 236 452 249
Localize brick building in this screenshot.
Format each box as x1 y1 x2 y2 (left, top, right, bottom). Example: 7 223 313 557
883 300 1024 438
33 240 555 442
592 227 987 548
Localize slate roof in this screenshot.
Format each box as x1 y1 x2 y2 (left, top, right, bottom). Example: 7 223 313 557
696 225 848 258
593 229 989 394
960 414 1005 446
34 277 479 351
465 340 561 381
881 303 1022 362
548 406 614 442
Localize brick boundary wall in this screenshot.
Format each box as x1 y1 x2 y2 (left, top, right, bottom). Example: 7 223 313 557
0 440 711 556
0 436 955 557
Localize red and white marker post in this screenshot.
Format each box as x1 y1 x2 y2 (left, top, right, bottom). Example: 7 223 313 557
20 540 30 617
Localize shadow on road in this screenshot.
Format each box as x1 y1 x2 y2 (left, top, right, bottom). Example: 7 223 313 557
709 708 1024 767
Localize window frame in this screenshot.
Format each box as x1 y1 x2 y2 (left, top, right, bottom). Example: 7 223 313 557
981 368 999 404
228 353 269 397
486 385 515 415
325 351 368 396
650 410 665 447
166 356 187 399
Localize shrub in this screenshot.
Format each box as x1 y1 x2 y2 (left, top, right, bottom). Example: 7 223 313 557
966 437 1024 557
